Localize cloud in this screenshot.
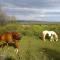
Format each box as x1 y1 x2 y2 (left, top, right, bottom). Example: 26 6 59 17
1 0 60 8
1 1 60 21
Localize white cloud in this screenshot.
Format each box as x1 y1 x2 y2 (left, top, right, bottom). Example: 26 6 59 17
2 5 60 13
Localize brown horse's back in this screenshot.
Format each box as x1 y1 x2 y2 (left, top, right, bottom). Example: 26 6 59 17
0 32 13 43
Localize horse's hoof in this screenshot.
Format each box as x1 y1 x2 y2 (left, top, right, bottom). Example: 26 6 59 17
15 49 18 54
56 40 58 42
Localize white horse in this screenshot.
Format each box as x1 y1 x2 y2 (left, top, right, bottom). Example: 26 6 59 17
42 30 58 42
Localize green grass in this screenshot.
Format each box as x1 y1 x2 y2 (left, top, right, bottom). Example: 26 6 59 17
0 36 60 60
0 21 60 60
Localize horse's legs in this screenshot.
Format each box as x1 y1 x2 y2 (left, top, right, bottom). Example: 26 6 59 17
43 34 46 41
56 38 58 41
50 35 54 42
14 40 19 54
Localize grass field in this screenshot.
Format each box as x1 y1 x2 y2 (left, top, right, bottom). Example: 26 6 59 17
0 23 60 60
0 36 60 60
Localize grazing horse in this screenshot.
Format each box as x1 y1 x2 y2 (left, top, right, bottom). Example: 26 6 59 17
0 32 21 54
42 30 58 42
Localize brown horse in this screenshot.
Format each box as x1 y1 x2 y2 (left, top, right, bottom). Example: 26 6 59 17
0 32 21 54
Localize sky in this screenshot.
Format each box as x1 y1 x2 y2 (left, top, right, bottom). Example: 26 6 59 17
0 0 60 22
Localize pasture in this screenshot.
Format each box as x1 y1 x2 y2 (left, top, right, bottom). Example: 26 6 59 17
0 22 60 60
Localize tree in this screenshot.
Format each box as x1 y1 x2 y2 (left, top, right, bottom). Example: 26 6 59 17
0 5 16 25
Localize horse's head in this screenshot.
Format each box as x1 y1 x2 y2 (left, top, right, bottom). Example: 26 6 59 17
12 32 22 40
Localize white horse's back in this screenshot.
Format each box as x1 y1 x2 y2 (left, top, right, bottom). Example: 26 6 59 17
42 30 49 35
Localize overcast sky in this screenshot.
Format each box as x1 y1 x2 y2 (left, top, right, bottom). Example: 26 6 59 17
0 0 60 22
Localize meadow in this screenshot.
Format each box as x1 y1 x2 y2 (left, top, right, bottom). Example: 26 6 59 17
0 22 60 60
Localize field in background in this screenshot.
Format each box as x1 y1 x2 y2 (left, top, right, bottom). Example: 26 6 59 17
0 22 60 60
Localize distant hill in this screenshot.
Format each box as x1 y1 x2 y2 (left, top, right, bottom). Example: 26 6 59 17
16 20 60 24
